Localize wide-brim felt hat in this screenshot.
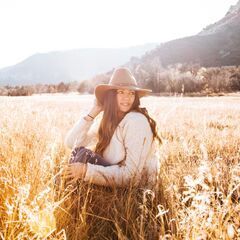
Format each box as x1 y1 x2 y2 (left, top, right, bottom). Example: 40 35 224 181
94 67 152 105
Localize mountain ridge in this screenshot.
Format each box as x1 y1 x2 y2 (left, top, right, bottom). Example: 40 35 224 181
125 1 240 69
1 1 240 87
0 43 158 86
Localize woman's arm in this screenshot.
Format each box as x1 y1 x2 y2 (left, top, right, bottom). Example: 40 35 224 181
64 116 96 149
64 99 103 149
83 115 154 186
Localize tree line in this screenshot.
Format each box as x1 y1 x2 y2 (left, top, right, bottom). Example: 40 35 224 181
0 63 240 96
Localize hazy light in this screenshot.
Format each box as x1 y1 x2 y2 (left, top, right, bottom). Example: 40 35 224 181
0 0 238 68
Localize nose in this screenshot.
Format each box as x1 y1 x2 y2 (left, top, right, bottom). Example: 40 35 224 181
123 92 132 98
122 94 131 100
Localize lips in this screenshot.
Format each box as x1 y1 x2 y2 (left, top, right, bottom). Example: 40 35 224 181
121 103 130 107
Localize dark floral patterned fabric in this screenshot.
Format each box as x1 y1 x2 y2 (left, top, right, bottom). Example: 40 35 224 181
70 146 110 166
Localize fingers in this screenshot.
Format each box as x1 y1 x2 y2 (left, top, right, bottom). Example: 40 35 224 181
67 178 78 185
62 167 72 174
62 174 72 180
60 163 85 180
93 98 103 111
61 166 73 179
61 164 73 173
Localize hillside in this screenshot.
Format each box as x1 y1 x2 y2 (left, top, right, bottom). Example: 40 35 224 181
0 43 157 86
130 1 240 68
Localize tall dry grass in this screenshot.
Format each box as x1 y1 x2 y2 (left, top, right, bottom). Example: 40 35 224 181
0 94 240 239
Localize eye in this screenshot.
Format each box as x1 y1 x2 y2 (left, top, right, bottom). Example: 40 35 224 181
117 90 135 96
117 90 124 94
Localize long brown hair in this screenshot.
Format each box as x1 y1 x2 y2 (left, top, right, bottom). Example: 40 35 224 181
95 89 162 156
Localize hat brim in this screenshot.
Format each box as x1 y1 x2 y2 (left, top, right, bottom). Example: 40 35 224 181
94 84 152 105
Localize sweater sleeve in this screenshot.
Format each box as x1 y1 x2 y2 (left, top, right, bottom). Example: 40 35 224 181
83 115 153 186
64 115 98 149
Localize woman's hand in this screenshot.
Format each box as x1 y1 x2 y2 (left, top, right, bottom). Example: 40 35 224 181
62 162 87 184
88 98 103 118
93 98 103 112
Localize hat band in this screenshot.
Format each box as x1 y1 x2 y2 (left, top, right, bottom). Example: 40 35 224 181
111 83 138 87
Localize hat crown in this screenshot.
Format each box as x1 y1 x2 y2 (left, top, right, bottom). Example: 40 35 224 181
94 67 152 105
109 68 137 87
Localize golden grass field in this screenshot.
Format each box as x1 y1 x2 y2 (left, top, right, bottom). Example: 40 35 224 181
0 94 240 239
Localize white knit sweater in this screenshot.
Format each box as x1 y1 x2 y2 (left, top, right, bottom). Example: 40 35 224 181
64 111 160 187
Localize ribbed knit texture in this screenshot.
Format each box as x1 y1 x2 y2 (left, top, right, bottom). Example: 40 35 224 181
65 112 160 187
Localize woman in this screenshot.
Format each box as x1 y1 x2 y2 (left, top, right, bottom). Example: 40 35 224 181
63 67 162 188
57 67 165 239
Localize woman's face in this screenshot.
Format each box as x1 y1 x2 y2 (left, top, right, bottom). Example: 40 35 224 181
116 88 135 113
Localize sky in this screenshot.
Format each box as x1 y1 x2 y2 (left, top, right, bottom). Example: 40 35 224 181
0 0 238 69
